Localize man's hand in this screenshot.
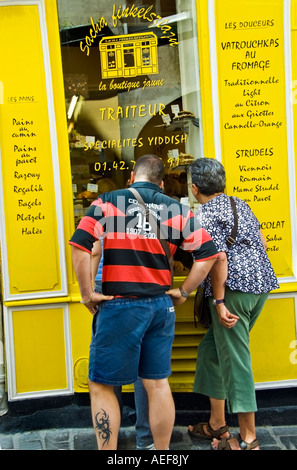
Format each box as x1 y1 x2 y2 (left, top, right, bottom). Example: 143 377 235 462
165 288 188 306
71 245 114 315
215 303 239 329
82 292 114 315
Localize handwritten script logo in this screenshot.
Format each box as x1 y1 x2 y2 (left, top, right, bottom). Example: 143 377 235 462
79 3 178 57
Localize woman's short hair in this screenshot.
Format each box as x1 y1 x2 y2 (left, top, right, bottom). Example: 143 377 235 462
134 154 164 184
190 157 226 195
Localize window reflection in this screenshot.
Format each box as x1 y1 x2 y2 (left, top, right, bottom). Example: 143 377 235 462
57 0 203 232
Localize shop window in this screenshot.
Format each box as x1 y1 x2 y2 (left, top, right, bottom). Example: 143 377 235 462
57 0 203 252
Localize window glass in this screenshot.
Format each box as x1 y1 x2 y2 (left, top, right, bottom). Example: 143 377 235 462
57 0 203 261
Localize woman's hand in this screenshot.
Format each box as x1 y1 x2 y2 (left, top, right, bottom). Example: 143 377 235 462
215 303 239 329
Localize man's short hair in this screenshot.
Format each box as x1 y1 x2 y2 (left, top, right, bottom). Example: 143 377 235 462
134 154 164 184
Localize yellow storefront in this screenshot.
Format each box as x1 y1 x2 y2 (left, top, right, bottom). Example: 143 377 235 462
0 0 296 404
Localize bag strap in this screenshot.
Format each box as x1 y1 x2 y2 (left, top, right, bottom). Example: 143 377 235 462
226 196 238 248
129 187 172 263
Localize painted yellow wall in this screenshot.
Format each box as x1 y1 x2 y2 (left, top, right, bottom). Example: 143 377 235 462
251 297 297 382
12 306 67 393
43 0 76 285
0 4 63 296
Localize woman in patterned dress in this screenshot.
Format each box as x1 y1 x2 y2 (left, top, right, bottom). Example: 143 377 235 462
187 158 279 450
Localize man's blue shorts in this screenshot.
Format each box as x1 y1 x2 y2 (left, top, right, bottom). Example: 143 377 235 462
88 294 175 386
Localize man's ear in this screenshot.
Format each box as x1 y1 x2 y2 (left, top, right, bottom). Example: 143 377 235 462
159 180 164 189
130 171 136 184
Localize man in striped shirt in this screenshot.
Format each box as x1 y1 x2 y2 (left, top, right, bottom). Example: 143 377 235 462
70 154 218 450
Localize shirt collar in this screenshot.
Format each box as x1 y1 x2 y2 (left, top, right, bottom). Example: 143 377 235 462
130 181 163 193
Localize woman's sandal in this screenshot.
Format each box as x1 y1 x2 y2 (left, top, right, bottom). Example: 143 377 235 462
188 421 230 440
212 436 259 450
239 437 259 450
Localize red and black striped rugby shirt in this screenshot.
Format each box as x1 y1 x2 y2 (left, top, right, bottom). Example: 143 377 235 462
69 182 218 297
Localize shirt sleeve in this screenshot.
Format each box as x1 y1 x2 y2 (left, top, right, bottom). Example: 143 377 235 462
181 213 218 261
69 199 105 253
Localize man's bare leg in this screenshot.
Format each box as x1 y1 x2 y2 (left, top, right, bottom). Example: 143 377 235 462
142 378 175 450
89 380 121 450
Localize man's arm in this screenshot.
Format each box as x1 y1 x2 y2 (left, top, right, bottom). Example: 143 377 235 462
91 240 102 289
71 245 113 314
71 246 93 300
166 257 216 305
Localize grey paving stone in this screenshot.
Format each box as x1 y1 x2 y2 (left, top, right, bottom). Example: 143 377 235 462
44 430 71 450
175 426 212 450
279 435 297 450
0 435 14 450
73 429 97 450
260 443 284 450
118 428 137 450
256 427 279 447
273 425 297 436
18 431 43 450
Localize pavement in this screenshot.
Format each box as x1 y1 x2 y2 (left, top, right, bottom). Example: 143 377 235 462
1 404 297 452
1 390 297 453
1 423 297 451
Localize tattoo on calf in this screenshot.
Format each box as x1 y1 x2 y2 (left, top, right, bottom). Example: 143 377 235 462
94 409 112 446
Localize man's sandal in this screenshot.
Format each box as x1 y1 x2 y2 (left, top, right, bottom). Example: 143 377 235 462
212 436 259 450
188 421 230 440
